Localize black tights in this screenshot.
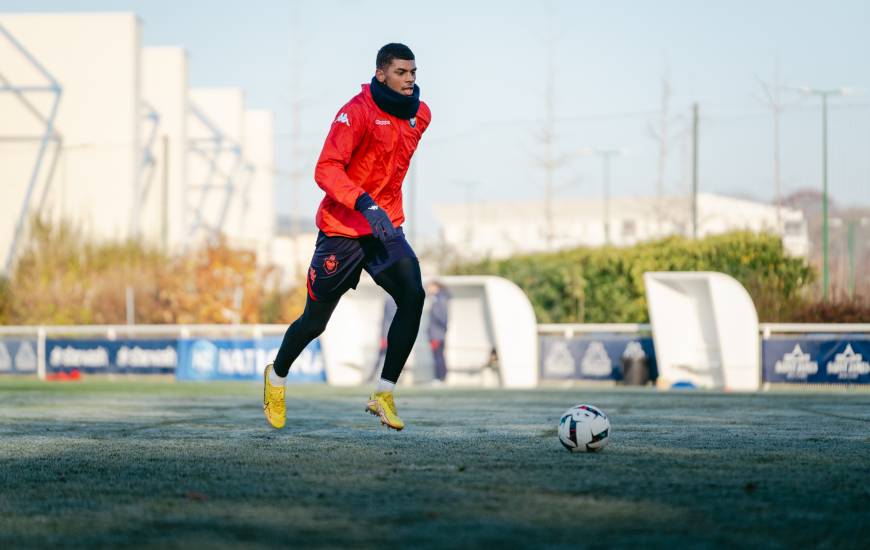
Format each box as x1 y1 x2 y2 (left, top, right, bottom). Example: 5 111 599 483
273 258 425 383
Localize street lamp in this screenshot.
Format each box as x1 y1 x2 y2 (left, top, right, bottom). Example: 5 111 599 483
791 86 853 300
578 148 625 245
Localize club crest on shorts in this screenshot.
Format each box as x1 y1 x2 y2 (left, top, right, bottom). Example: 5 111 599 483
409 117 417 128
323 255 339 274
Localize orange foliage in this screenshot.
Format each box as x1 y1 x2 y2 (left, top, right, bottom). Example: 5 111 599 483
1 218 303 325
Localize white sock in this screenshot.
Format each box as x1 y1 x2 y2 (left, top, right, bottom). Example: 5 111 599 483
269 365 287 386
376 378 395 393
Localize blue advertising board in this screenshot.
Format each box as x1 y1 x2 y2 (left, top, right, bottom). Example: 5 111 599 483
539 335 657 381
176 337 325 382
46 338 178 375
0 338 39 375
762 335 870 384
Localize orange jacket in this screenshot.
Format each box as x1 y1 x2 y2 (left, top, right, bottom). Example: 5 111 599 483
313 84 431 237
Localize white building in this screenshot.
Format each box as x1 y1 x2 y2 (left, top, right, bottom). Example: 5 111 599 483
0 13 141 270
434 193 809 259
0 13 276 272
140 46 189 249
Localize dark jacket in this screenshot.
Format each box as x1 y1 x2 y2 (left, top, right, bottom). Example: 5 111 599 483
427 288 450 342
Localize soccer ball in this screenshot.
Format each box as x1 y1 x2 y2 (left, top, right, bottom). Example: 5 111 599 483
558 404 611 452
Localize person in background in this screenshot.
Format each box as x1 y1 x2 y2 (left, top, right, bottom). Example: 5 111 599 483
427 281 450 383
368 297 397 382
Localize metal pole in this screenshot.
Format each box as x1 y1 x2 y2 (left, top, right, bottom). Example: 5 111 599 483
544 35 555 250
125 286 135 326
773 63 782 229
162 135 169 251
692 103 699 239
603 153 611 245
822 94 829 300
5 89 61 272
37 326 46 381
847 220 856 298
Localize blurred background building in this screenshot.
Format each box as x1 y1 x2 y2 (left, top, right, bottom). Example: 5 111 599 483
0 13 276 273
435 193 809 259
1 4 867 301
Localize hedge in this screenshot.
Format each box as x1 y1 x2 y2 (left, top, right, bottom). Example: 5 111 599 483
450 232 814 323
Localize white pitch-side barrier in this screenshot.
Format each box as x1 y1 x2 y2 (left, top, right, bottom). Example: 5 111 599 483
644 271 760 391
319 275 538 388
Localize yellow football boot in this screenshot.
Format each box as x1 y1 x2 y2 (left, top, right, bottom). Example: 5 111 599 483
263 363 286 429
366 391 404 431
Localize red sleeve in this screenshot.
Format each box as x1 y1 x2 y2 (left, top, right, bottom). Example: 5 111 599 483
417 102 432 134
314 102 368 209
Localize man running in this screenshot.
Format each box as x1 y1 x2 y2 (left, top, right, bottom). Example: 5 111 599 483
263 43 431 431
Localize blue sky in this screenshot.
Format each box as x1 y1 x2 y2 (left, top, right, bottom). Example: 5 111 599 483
4 0 869 238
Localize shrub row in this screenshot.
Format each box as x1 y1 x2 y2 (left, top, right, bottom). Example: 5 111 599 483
450 232 816 323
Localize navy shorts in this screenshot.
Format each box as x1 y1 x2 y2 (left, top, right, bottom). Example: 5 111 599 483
306 227 417 302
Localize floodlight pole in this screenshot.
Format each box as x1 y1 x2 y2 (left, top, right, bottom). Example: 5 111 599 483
692 102 699 240
578 148 623 246
791 85 863 299
799 87 849 301
847 219 856 298
599 151 620 245
822 93 830 300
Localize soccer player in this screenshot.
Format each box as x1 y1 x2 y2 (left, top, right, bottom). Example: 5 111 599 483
263 43 431 431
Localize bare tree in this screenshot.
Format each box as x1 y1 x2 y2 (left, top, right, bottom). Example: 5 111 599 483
756 59 783 229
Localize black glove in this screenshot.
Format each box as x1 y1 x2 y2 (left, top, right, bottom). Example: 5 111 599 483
355 192 397 243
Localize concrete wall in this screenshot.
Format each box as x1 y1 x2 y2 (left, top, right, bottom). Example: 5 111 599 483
233 109 275 252
0 13 141 268
141 46 188 251
187 87 245 244
0 13 277 274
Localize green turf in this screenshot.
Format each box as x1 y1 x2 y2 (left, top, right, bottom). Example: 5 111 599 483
1 379 868 549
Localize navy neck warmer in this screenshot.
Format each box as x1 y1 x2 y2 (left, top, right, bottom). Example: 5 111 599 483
370 76 420 120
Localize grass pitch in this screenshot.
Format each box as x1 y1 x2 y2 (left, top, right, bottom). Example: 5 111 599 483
0 380 868 548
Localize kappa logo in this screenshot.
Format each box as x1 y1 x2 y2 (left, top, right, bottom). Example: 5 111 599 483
323 254 339 274
375 119 391 125
309 267 317 283
334 112 350 126
409 117 417 128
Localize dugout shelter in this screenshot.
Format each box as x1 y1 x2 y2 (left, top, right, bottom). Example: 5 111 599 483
319 275 538 388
